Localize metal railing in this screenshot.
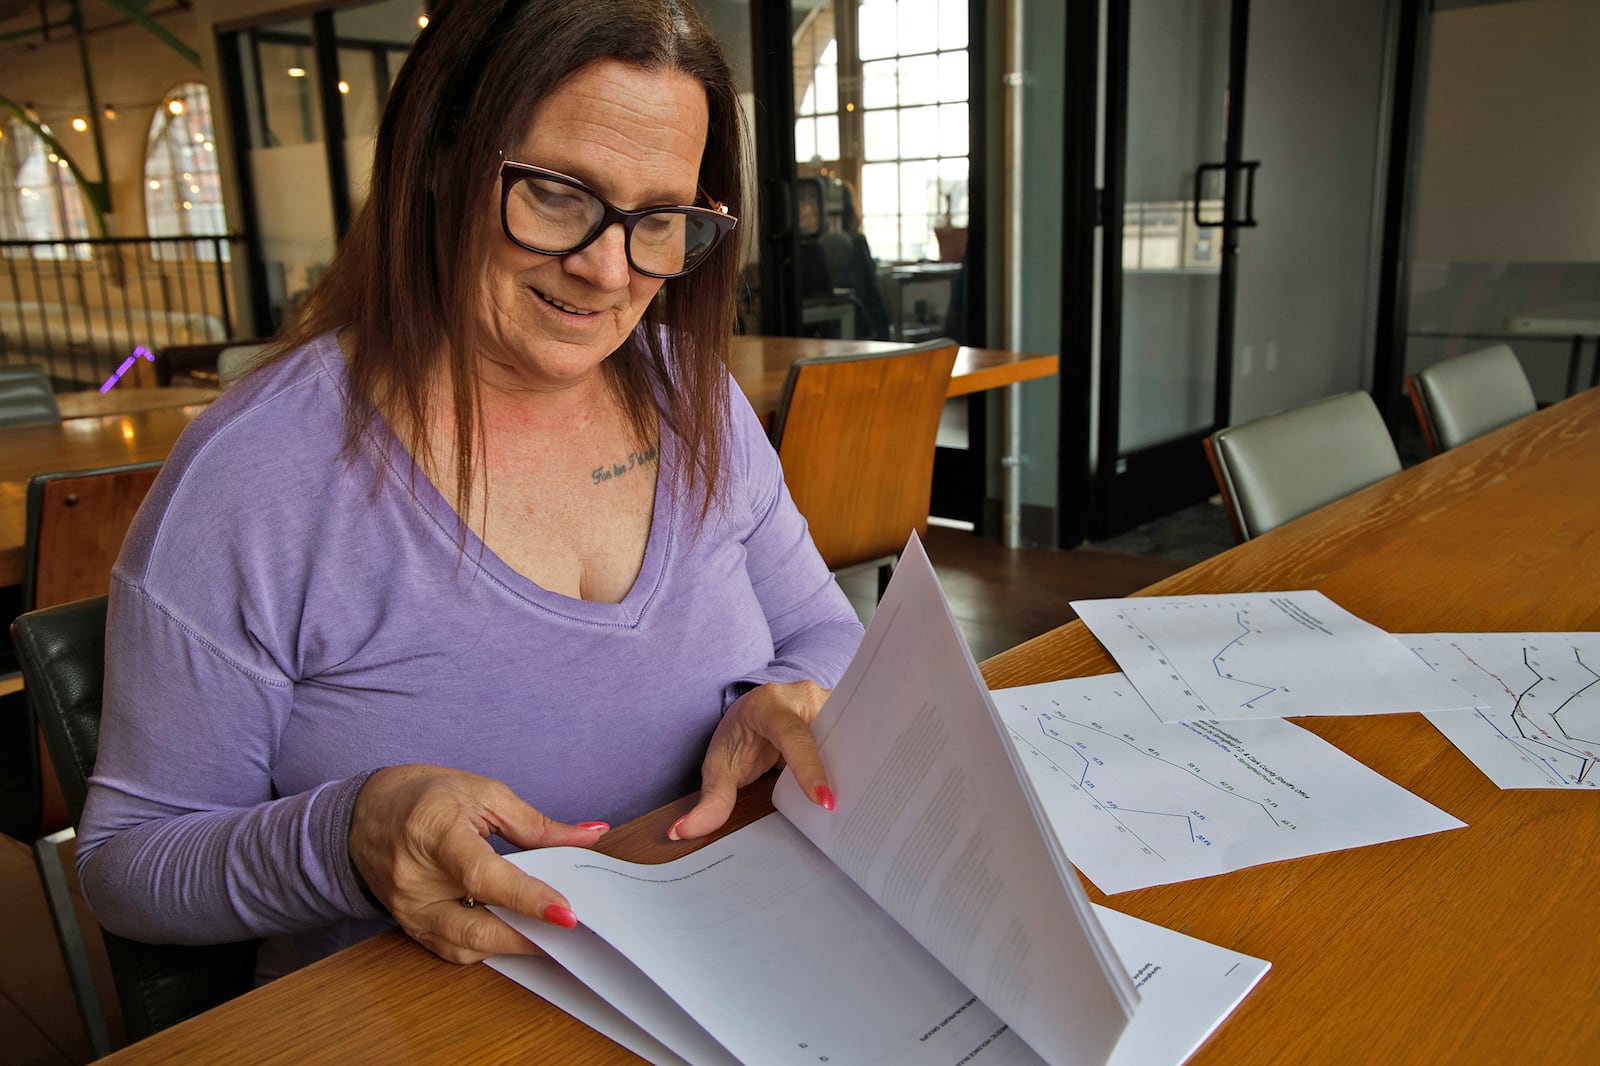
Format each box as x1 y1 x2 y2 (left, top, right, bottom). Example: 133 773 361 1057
0 235 250 386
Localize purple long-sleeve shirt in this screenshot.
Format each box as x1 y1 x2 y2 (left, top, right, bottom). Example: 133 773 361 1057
75 332 864 979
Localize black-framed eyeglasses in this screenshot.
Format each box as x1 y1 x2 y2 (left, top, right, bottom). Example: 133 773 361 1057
499 159 738 279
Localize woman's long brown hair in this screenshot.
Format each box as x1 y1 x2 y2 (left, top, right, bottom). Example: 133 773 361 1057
269 0 744 529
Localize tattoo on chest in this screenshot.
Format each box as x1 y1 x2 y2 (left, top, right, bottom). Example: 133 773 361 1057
591 443 659 486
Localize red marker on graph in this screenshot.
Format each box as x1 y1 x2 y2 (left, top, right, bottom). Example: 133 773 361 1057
100 346 154 393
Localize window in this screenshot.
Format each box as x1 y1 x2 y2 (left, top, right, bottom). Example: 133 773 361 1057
144 82 228 252
0 119 92 254
795 0 969 264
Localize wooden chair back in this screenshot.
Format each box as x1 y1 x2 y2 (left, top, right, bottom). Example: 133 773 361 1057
771 339 958 575
23 461 163 833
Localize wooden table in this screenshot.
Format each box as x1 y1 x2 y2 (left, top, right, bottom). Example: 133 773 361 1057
726 335 1058 426
1 342 1054 591
98 388 1600 1063
55 386 219 420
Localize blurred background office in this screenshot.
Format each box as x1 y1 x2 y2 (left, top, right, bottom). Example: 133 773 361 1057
0 0 1594 547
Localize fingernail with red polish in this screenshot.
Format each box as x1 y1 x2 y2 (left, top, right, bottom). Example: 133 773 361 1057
577 821 610 831
816 784 836 811
667 816 687 841
543 905 578 929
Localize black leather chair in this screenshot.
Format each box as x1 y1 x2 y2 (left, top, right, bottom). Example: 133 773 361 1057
11 596 259 1046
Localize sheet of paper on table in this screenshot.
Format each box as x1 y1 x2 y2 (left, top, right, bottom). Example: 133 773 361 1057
485 535 1267 1065
1404 632 1600 790
1072 591 1477 722
992 674 1466 894
491 893 1271 1066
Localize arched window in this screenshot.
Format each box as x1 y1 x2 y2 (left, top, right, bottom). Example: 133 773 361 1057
144 83 227 250
0 118 92 254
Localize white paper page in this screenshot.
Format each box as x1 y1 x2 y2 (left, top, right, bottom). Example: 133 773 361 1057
494 814 1048 1066
1094 904 1270 1066
487 954 698 1066
1406 632 1600 789
1072 591 1477 721
992 675 1465 894
774 534 1136 1066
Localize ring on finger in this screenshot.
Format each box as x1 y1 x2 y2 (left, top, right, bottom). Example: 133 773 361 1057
461 895 476 908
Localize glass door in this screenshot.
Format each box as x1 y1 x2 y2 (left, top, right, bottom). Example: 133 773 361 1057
1091 0 1250 536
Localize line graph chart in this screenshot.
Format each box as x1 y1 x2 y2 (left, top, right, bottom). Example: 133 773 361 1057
992 674 1464 894
1071 591 1479 722
1408 633 1600 789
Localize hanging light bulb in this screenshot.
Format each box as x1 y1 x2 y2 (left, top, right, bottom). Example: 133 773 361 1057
104 104 117 121
71 117 88 132
418 14 429 28
168 99 185 115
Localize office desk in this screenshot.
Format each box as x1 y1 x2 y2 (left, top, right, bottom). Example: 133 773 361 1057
0 406 209 587
98 390 1599 1063
1505 300 1600 395
55 386 218 420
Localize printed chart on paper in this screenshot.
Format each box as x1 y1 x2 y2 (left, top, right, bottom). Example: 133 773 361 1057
1406 633 1600 790
992 675 1464 894
1071 591 1477 722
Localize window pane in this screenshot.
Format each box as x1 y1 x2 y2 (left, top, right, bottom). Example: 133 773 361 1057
814 64 838 114
898 105 940 159
862 162 898 219
897 0 939 56
863 110 899 160
816 115 840 162
939 156 969 225
858 1 896 60
940 0 969 50
862 58 898 110
939 102 969 156
794 116 817 163
897 53 939 106
938 50 968 103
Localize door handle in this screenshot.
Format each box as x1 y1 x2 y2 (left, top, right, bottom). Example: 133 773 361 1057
1192 161 1261 228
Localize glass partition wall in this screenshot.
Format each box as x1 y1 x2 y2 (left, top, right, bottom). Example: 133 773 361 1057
221 0 421 332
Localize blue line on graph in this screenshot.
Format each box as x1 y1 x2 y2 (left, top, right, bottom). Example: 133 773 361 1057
1213 610 1279 708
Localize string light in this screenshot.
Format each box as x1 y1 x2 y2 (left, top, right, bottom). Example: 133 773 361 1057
338 80 350 94
287 67 306 78
71 116 88 132
103 105 117 120
417 14 429 28
167 99 185 115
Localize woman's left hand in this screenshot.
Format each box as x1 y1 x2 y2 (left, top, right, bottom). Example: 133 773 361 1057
669 679 834 840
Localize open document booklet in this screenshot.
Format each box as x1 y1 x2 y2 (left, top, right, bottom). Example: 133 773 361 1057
486 535 1269 1065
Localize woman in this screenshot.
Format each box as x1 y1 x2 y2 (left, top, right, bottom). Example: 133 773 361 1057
76 0 863 981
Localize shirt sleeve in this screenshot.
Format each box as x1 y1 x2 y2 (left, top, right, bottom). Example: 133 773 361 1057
73 577 387 946
720 381 866 709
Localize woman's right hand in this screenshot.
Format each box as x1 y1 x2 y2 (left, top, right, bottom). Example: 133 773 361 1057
347 764 609 964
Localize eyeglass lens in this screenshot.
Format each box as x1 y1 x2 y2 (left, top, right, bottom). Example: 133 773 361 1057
505 174 725 277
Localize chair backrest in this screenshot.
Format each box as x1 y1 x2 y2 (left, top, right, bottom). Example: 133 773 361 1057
217 343 272 388
771 338 958 570
1205 390 1401 541
0 364 61 429
11 596 259 1040
155 338 271 387
23 461 163 835
1406 343 1537 454
24 462 164 614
